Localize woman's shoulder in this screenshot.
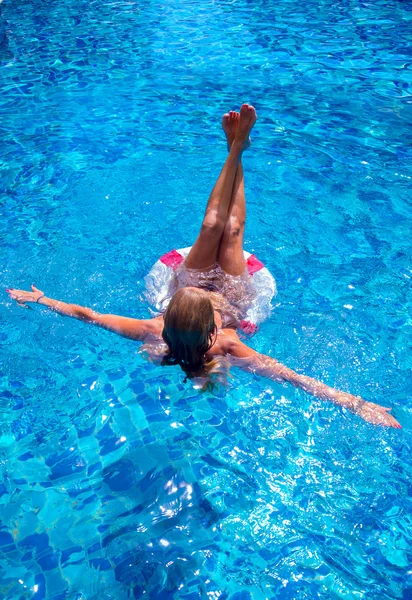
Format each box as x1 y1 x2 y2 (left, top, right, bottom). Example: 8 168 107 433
141 315 164 339
209 330 258 360
208 329 239 357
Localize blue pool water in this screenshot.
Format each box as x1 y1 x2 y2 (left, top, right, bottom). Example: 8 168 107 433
1 0 412 597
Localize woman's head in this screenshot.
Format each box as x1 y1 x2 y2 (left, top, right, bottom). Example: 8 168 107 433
162 287 216 371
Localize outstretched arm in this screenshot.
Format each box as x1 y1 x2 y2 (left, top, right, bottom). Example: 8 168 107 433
229 339 401 429
6 285 149 341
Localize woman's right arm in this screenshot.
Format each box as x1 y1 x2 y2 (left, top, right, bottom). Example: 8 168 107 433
6 285 150 341
227 338 401 429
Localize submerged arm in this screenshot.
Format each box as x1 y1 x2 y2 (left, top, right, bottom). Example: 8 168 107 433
6 285 148 341
228 339 401 428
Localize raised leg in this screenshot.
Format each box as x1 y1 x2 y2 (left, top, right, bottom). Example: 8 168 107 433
184 105 256 271
216 104 257 275
216 159 247 276
184 115 243 271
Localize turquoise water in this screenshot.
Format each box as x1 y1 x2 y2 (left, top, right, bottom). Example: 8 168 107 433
1 0 412 597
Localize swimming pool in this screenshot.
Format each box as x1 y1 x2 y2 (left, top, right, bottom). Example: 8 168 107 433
1 0 411 597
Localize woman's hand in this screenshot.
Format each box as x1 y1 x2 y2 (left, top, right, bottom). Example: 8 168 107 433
6 285 44 306
356 401 402 429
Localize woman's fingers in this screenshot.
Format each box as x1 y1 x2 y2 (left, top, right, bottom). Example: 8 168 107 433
6 286 44 304
6 288 34 303
383 410 401 427
360 402 401 429
377 412 401 428
6 288 19 299
31 284 43 294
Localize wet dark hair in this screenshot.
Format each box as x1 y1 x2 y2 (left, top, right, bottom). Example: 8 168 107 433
162 288 217 375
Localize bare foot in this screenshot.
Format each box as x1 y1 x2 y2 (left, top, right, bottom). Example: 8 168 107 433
222 111 240 147
235 104 257 146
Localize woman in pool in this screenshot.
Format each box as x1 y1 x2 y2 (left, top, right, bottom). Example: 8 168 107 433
7 104 401 429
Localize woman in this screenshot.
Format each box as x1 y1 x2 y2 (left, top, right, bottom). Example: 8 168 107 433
6 104 401 428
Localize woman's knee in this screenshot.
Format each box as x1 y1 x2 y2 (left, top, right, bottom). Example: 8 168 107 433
222 215 245 241
201 212 225 239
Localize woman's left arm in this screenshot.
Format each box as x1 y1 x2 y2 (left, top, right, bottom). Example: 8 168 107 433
6 285 149 341
228 339 401 429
